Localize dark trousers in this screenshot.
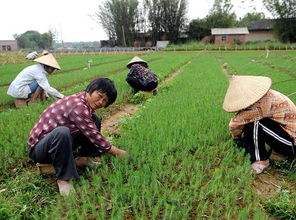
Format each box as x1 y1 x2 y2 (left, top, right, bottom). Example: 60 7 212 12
28 114 102 181
126 77 158 93
242 118 295 163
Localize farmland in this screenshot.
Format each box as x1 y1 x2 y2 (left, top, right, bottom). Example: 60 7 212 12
0 51 295 219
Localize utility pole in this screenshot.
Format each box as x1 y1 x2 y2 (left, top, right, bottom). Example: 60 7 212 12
59 22 64 47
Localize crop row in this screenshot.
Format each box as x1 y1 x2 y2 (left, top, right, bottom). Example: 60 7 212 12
0 54 136 86
0 53 166 107
40 54 268 219
1 52 295 218
0 52 194 170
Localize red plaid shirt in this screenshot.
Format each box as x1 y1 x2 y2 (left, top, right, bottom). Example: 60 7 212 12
28 91 111 153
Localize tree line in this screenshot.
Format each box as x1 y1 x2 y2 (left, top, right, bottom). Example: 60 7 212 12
95 0 296 46
14 0 296 49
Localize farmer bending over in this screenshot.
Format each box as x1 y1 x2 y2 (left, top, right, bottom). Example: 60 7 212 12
7 53 64 108
126 56 158 93
223 75 296 174
27 78 126 195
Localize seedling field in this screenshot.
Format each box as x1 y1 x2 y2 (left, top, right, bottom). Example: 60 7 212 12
0 51 295 219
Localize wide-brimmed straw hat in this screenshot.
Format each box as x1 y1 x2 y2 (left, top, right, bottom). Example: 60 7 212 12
126 56 147 68
34 53 61 70
223 75 272 112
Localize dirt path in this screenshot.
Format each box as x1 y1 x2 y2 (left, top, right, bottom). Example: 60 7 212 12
253 169 296 198
101 104 139 136
101 60 192 136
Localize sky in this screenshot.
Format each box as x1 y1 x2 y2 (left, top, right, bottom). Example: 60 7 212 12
0 0 272 42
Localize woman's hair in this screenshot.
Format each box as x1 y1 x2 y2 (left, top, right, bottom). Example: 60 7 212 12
43 64 56 70
85 78 117 107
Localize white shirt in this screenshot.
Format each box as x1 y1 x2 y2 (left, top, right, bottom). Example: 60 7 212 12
7 64 64 99
25 52 38 60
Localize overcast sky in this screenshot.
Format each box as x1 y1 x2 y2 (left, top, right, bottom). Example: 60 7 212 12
0 0 272 42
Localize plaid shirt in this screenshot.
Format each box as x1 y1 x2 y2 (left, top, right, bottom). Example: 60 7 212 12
229 89 296 144
28 91 111 153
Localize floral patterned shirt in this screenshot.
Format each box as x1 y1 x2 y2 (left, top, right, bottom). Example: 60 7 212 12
127 64 158 85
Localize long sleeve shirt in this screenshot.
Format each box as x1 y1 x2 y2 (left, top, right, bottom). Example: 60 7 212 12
7 64 64 99
28 91 111 154
229 89 296 145
127 64 158 85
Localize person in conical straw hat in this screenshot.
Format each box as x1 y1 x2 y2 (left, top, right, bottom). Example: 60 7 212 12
7 53 64 108
126 56 158 93
25 51 38 60
223 75 296 174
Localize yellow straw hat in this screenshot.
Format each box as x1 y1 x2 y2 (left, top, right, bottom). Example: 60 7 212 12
126 56 147 68
34 53 61 70
223 75 272 112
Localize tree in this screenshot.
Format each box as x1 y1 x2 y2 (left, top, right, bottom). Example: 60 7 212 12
41 31 54 49
238 12 265 27
263 0 296 42
14 30 54 49
145 0 188 43
187 18 210 41
205 0 237 28
94 0 141 46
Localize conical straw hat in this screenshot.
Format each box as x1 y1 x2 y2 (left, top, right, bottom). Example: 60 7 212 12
126 56 147 68
34 53 61 70
223 75 272 112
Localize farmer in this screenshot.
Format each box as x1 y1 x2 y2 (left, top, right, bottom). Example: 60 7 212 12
25 51 38 60
7 53 64 108
27 78 126 195
126 56 158 93
223 75 296 174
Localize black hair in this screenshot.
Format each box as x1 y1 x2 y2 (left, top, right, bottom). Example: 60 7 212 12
43 64 57 70
85 78 117 107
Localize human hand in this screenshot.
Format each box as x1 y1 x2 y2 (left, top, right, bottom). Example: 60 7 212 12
109 146 127 157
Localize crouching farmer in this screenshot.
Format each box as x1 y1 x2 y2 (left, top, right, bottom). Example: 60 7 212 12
126 56 158 93
7 53 64 108
223 75 296 174
27 78 126 195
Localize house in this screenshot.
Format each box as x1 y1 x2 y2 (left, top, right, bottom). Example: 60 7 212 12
211 28 249 45
246 19 275 42
0 40 18 51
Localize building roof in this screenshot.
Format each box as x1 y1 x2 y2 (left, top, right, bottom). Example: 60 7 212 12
211 27 249 35
247 19 275 31
0 40 18 46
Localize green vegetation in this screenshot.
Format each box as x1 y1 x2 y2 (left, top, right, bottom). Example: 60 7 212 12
0 51 295 219
165 40 296 51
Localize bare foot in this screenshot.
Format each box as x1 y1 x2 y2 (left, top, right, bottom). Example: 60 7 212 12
251 159 270 174
57 180 75 196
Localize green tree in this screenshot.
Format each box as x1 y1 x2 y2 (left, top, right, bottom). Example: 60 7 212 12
187 18 210 41
206 0 237 28
95 0 140 46
238 12 266 27
145 0 188 43
263 0 296 42
15 30 54 49
41 31 54 49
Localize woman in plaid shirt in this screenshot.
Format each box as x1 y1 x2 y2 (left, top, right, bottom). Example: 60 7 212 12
28 78 126 195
